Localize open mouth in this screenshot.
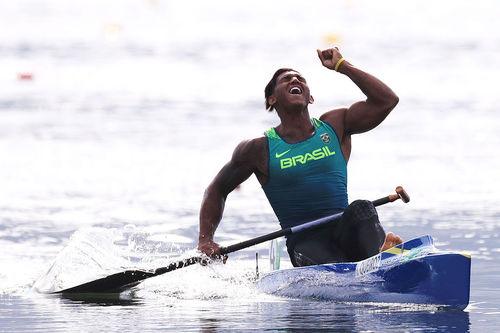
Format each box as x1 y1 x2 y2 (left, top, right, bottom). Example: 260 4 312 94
289 86 302 95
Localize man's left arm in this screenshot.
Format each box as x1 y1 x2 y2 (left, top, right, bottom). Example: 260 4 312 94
317 48 399 135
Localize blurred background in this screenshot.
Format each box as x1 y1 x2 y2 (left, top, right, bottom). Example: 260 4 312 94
0 0 499 331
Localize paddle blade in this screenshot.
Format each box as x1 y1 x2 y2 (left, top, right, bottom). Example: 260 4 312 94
53 256 203 294
54 270 156 294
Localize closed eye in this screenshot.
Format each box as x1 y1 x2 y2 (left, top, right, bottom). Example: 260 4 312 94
280 73 307 83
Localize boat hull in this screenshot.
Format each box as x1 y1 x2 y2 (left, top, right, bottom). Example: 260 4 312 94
256 236 471 309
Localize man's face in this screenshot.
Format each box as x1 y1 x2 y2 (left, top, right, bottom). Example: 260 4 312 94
270 71 313 111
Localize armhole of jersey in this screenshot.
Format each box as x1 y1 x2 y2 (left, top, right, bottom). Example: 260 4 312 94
320 121 341 145
262 135 271 187
319 119 347 165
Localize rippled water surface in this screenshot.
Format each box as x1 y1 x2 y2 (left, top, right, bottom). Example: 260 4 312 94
1 0 499 332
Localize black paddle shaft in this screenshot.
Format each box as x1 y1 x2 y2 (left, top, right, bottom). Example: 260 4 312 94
54 186 409 294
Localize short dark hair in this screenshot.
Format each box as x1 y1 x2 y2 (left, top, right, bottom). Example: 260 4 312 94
264 68 295 111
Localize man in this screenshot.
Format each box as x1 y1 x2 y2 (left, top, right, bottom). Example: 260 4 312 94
198 47 402 266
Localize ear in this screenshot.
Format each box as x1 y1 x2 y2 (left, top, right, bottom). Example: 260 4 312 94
268 95 277 107
309 95 315 104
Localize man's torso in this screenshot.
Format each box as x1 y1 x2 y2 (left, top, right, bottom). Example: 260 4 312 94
261 117 348 231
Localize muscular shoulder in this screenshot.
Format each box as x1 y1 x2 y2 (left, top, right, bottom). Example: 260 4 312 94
232 136 267 164
320 108 348 139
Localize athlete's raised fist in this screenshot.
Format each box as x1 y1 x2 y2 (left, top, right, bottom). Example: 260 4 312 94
316 47 345 71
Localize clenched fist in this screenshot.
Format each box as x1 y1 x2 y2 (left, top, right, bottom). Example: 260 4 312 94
316 47 348 71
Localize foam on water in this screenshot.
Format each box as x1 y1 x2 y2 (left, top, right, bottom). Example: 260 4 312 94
31 225 266 298
33 227 130 293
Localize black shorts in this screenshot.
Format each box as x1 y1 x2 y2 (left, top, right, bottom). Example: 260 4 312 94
287 200 386 267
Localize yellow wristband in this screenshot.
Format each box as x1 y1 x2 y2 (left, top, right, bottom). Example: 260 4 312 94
334 57 345 72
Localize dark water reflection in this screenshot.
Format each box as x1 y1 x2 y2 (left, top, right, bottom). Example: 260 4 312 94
53 293 142 306
1 294 471 332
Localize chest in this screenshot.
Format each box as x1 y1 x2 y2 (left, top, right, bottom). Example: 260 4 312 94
266 130 343 179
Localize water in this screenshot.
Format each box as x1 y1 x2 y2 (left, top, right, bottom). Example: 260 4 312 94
1 0 499 331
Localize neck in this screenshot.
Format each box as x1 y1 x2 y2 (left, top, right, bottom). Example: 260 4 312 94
275 108 314 143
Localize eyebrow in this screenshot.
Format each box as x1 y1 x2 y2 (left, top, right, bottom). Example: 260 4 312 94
279 72 306 82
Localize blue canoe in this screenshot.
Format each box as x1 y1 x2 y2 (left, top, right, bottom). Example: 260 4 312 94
256 235 471 310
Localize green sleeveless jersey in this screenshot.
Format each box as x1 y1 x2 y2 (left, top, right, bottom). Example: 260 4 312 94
262 118 348 233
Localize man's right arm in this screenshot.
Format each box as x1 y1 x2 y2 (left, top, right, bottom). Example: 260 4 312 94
198 140 257 256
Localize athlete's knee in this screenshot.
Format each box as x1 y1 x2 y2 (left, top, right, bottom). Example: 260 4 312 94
347 200 377 222
349 199 373 209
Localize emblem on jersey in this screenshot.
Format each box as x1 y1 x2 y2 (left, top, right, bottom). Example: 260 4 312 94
320 133 330 143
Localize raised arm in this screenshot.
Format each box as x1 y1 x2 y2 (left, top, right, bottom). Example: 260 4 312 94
198 139 258 257
317 47 399 135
